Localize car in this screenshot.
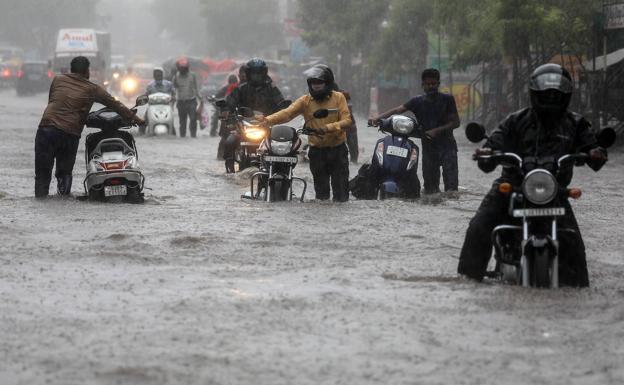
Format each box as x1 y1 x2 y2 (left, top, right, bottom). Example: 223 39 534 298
16 61 53 96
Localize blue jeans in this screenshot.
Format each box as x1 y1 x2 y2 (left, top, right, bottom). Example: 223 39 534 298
34 126 80 197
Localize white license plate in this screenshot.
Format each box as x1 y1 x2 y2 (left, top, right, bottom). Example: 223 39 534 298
104 185 127 197
386 145 408 158
264 156 298 163
513 207 565 217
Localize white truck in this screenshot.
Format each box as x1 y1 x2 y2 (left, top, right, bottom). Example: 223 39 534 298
52 29 111 85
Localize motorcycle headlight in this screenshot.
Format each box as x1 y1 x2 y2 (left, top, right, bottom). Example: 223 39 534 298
522 169 557 205
271 141 291 155
122 78 137 93
392 116 415 135
244 127 266 141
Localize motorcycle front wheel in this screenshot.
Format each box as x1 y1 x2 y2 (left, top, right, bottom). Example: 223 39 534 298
532 248 551 288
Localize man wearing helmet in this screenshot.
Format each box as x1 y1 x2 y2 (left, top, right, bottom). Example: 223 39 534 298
223 58 285 172
173 57 200 138
457 64 609 287
259 64 353 202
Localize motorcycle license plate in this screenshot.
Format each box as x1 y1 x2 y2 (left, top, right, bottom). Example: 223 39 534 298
264 156 297 163
386 145 408 158
104 185 127 197
512 207 565 217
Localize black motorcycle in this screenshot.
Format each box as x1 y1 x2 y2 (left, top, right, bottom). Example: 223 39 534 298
466 122 615 288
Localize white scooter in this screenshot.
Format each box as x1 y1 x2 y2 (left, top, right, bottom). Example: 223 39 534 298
145 92 175 136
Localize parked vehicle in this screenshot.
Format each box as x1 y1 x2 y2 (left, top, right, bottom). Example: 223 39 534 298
16 61 53 96
0 62 16 88
466 122 616 288
83 96 148 203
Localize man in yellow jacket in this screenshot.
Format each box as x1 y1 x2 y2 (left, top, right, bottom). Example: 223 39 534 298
261 65 352 201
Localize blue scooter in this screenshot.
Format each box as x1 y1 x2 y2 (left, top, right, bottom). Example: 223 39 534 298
363 115 422 199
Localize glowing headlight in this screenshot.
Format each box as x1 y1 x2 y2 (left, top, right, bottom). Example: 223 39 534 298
244 127 266 141
522 169 557 205
122 78 137 92
392 116 414 134
113 72 120 80
271 141 291 155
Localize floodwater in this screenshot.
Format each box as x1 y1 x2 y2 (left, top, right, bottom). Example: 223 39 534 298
1 89 623 385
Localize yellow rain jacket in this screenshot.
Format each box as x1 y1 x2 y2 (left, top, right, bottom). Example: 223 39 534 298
265 91 352 148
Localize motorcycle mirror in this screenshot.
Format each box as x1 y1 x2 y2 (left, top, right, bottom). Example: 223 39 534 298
597 127 616 148
214 99 228 108
135 95 149 107
277 100 292 109
313 109 329 119
466 122 487 143
239 107 254 118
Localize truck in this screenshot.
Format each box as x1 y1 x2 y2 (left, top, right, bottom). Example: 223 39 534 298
52 29 111 85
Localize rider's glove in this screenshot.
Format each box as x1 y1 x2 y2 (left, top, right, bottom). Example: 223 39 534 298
588 147 608 171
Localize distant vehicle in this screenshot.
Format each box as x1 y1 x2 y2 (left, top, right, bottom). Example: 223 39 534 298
52 29 111 85
16 61 53 96
120 62 155 100
0 62 17 88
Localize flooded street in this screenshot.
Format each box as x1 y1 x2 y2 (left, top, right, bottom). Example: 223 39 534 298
1 90 624 385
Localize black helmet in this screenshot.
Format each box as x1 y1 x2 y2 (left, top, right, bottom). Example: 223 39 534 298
529 63 574 113
304 64 335 100
246 58 268 86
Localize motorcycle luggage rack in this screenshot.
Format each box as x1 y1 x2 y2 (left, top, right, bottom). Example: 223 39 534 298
248 171 307 203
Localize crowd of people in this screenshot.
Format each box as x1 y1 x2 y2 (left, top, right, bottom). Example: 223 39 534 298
33 55 610 287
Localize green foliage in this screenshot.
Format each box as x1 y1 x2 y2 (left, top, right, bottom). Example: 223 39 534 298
435 0 604 66
199 0 284 56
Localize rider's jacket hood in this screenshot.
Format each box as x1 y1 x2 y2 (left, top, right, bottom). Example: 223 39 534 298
485 107 603 186
265 91 352 148
39 73 136 137
226 77 284 116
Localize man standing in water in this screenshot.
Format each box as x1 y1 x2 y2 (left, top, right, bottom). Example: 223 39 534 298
35 56 143 198
369 68 460 195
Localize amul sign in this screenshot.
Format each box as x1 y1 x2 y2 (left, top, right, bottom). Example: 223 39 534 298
605 3 624 30
56 29 97 52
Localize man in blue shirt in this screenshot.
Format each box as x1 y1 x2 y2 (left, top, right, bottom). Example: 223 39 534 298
369 68 460 194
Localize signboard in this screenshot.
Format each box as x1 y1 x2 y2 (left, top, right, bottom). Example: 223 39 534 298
605 3 624 30
55 29 98 53
441 84 482 118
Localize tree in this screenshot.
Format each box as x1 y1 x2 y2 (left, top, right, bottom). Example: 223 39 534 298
199 0 284 57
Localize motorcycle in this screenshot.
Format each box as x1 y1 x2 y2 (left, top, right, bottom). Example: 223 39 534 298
352 115 421 200
245 111 335 202
83 95 149 203
215 99 291 172
466 122 616 288
145 92 175 136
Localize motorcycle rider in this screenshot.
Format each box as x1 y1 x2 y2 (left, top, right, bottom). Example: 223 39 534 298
223 58 285 173
146 66 174 96
213 74 239 156
369 68 460 195
457 64 608 287
142 66 175 135
260 65 352 202
173 57 200 138
35 56 144 198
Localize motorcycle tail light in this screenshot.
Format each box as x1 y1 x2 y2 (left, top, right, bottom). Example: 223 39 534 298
568 188 582 200
47 70 54 79
109 179 123 185
498 182 512 194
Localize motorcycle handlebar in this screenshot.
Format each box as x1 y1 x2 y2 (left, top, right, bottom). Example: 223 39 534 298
473 152 523 168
